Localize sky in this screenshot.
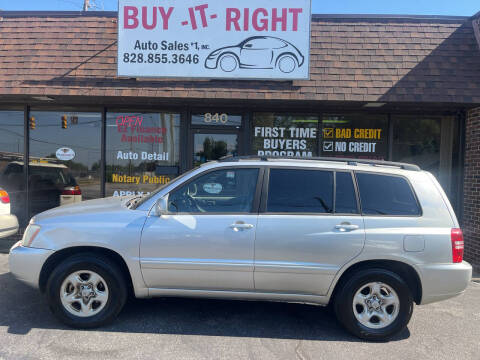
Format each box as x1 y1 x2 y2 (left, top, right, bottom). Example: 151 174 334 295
0 0 478 17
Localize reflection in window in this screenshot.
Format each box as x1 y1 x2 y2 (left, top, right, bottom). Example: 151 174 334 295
194 134 238 167
0 111 25 224
392 116 441 177
168 168 259 213
28 111 102 218
106 112 180 197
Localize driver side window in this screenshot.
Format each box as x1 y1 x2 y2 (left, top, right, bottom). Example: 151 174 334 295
244 39 268 49
168 168 259 214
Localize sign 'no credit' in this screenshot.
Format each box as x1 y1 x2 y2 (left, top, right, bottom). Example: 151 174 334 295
117 0 312 80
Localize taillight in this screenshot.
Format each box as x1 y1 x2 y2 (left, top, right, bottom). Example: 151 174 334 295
451 228 464 263
62 186 82 196
0 190 10 204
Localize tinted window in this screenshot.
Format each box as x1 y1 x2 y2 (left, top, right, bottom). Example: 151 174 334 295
335 172 358 214
356 173 421 216
168 168 259 213
267 169 333 213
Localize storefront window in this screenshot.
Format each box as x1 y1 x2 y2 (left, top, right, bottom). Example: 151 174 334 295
251 113 319 157
27 111 102 218
392 116 441 175
321 114 388 160
106 112 180 197
0 111 26 224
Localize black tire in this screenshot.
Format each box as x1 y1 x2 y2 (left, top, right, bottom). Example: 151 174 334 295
46 253 127 329
334 268 413 341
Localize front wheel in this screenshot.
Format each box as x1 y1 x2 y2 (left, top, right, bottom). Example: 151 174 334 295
334 269 413 341
218 54 239 72
46 254 127 328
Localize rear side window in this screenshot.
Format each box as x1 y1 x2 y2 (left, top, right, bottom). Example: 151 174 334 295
335 172 358 214
356 173 421 216
267 169 334 213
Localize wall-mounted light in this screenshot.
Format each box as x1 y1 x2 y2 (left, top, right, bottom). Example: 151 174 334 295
363 102 386 108
32 96 55 102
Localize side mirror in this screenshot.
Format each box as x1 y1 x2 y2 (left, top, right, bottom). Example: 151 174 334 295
154 195 169 217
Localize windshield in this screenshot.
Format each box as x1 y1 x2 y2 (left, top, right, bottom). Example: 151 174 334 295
131 167 200 209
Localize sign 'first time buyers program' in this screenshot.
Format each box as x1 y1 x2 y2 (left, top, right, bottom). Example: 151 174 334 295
118 0 312 80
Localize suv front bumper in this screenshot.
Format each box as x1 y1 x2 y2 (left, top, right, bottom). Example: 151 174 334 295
417 261 472 305
9 241 54 289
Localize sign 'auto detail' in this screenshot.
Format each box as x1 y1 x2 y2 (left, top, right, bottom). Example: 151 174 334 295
118 0 312 80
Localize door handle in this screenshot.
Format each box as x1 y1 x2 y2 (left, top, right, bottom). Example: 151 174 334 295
335 223 359 232
229 222 254 231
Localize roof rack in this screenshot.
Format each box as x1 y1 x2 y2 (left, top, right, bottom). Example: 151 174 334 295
218 155 421 171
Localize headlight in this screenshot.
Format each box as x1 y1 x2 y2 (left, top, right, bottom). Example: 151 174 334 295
22 224 41 247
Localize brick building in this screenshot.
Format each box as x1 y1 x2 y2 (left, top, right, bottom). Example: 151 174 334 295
0 10 479 267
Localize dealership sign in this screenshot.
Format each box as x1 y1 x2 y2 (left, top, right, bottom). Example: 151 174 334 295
117 0 311 80
56 148 76 161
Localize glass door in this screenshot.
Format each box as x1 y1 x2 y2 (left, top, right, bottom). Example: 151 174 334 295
190 112 243 167
193 131 239 167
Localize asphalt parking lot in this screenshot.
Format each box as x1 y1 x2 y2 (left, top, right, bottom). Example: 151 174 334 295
0 253 479 360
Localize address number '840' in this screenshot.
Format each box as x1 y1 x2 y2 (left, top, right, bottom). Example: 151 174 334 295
204 113 229 124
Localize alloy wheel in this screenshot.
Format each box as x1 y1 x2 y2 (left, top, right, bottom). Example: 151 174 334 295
352 282 400 329
60 270 109 318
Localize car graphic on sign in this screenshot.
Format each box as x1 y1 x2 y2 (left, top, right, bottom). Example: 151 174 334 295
205 36 305 74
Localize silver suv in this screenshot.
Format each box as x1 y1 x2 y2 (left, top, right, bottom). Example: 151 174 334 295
9 157 472 340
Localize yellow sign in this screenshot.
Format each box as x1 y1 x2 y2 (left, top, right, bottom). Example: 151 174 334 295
323 128 334 139
354 128 382 140
112 173 171 185
324 128 382 140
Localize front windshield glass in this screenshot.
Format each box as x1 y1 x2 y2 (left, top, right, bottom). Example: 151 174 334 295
132 167 199 209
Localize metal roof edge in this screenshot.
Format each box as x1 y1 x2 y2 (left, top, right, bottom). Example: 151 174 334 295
311 13 470 22
0 11 118 17
0 10 471 22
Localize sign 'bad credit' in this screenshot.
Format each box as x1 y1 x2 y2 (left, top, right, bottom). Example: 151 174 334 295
118 0 312 80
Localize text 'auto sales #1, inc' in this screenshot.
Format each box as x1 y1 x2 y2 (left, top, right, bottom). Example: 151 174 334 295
118 0 312 80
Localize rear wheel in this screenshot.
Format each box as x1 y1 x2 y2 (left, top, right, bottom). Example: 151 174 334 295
46 254 127 328
334 268 413 341
277 55 297 73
